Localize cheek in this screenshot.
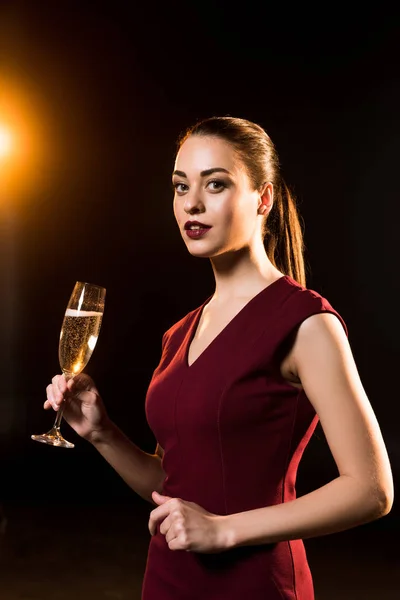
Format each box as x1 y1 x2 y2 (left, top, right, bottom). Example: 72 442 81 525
221 197 246 227
216 195 237 222
225 198 257 238
173 198 180 220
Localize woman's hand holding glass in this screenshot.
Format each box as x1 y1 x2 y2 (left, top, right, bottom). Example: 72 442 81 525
44 373 111 444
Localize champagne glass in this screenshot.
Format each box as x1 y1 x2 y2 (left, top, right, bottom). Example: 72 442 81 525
31 281 106 448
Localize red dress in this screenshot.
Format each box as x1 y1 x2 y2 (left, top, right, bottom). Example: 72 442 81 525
143 275 348 599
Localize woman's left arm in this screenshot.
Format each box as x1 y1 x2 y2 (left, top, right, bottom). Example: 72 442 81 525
223 312 394 549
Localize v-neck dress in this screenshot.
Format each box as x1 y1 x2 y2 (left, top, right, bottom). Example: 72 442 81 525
143 275 348 600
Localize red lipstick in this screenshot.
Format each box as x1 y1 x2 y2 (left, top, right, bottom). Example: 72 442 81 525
184 220 212 239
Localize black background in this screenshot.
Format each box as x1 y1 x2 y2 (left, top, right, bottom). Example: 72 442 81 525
0 1 399 526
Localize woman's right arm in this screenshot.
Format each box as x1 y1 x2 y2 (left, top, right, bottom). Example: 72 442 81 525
45 373 165 504
90 424 166 504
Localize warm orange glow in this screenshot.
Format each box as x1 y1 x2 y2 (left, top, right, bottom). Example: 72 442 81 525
0 125 12 159
0 73 46 206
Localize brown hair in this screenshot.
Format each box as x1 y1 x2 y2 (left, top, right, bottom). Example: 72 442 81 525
177 116 307 288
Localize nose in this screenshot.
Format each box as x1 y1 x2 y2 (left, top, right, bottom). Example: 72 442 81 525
183 189 204 214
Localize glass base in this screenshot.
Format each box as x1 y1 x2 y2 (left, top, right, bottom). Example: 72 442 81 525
31 427 75 449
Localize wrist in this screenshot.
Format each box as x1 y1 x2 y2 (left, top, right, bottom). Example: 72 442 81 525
215 514 237 551
87 417 117 446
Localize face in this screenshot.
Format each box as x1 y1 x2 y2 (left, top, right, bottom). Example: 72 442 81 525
172 135 268 258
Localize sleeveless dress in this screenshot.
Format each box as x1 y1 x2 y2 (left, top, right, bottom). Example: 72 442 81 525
143 275 348 599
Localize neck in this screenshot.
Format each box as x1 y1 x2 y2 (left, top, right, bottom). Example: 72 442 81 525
208 239 283 305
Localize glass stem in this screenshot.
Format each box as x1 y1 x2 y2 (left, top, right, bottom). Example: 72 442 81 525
52 372 73 430
54 404 65 430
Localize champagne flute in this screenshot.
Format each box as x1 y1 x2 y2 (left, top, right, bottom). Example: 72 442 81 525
31 281 106 448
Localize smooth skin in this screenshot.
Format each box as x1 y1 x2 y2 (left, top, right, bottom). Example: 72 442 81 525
46 135 394 553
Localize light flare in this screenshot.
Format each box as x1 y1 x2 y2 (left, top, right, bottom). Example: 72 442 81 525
0 74 46 206
0 126 12 159
88 335 97 351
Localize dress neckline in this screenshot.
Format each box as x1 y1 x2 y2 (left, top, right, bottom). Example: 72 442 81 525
186 275 290 369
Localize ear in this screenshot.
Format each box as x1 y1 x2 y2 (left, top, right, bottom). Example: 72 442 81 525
258 182 273 215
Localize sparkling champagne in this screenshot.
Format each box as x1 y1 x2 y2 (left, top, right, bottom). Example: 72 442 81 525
59 308 103 376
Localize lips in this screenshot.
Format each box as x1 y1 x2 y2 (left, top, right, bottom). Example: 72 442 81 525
184 220 212 230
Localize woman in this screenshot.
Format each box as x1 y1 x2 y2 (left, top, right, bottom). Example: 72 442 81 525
45 117 393 599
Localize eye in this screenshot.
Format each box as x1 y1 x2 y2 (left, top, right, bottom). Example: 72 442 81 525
206 179 227 192
173 182 189 194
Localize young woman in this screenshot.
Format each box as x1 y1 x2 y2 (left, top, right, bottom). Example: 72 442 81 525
45 117 393 599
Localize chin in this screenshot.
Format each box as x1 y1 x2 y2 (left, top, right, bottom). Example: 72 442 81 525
186 247 214 258
186 243 227 260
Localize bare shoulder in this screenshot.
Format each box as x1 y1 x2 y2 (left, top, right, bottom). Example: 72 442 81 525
287 312 349 378
297 310 346 338
281 312 347 389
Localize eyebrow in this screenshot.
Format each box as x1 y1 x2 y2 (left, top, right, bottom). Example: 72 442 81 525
172 167 231 178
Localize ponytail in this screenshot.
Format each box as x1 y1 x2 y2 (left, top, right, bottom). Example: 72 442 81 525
263 179 307 288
